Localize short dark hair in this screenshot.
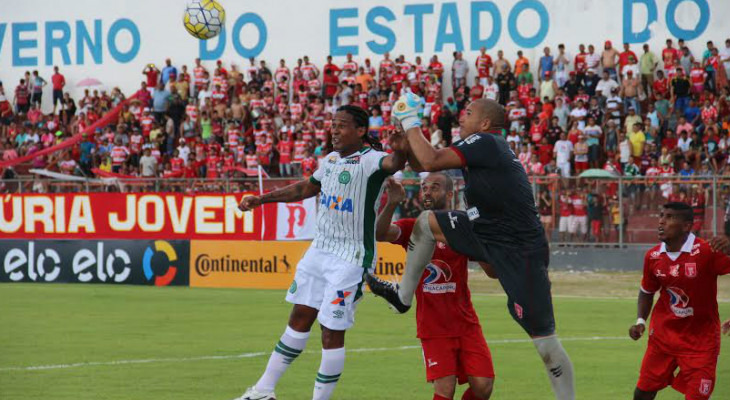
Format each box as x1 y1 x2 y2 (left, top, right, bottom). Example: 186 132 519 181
427 172 454 192
663 202 693 223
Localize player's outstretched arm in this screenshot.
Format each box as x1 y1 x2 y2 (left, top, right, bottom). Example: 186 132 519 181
392 93 463 172
380 149 408 175
375 178 405 242
238 178 320 211
629 290 654 340
722 319 730 336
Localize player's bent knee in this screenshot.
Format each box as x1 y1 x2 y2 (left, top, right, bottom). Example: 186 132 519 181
433 375 457 398
320 325 345 349
469 377 494 399
288 304 318 331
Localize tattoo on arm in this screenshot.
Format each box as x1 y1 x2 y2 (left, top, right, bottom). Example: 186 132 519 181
261 179 319 204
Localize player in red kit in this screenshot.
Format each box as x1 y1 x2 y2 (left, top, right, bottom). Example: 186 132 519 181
375 173 495 400
629 202 730 400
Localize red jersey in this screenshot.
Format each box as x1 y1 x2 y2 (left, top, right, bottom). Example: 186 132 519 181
257 143 272 166
641 235 730 355
574 53 588 73
129 134 143 154
170 157 184 172
277 140 293 164
476 54 492 77
570 195 587 216
145 70 159 87
293 140 307 161
140 115 154 136
662 48 679 67
301 157 317 177
559 195 573 217
342 61 358 73
391 218 481 338
690 67 706 87
653 78 669 97
110 146 129 165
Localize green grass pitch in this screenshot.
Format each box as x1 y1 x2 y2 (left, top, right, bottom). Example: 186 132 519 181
1 282 728 399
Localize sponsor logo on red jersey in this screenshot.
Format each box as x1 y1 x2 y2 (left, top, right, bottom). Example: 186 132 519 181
667 287 694 318
422 260 456 294
699 379 712 395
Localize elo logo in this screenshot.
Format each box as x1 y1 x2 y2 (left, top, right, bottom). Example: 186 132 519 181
143 240 178 286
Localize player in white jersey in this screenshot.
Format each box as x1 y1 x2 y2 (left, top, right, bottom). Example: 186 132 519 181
235 105 406 400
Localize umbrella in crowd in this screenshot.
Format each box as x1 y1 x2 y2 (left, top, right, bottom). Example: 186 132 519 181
76 78 103 87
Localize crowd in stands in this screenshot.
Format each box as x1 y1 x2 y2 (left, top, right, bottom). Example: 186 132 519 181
2 37 730 240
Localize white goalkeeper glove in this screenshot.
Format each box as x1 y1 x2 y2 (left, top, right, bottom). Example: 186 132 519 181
392 92 424 131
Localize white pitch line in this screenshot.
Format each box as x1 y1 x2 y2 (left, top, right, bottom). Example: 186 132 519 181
0 336 628 373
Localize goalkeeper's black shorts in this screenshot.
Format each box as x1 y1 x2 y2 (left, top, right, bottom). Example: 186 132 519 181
434 210 556 337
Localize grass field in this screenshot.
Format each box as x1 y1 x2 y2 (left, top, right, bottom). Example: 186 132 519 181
1 272 729 400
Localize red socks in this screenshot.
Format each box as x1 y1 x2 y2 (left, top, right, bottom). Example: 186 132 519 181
461 388 478 400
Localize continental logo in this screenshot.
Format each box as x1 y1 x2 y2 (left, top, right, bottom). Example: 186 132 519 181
195 254 291 277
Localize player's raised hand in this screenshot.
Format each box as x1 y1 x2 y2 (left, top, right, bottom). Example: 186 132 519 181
392 92 424 131
709 236 730 254
388 128 408 152
629 323 645 340
384 177 406 205
722 319 730 336
238 195 262 212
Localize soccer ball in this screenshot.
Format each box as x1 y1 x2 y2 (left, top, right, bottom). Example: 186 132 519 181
183 0 226 40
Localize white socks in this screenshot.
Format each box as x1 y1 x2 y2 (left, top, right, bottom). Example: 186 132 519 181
398 211 436 306
313 347 346 400
533 336 575 400
254 326 310 393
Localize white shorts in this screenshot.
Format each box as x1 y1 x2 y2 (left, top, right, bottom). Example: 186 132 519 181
570 216 588 235
285 246 366 331
557 161 571 177
559 216 571 233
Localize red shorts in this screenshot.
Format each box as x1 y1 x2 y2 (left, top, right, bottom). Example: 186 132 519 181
637 344 718 399
574 161 588 173
420 326 495 384
591 220 602 237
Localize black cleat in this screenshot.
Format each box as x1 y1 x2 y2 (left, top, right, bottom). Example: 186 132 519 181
364 273 411 314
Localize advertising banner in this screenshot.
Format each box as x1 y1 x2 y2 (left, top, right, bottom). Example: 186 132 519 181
275 198 317 241
0 193 276 240
0 239 189 286
190 240 407 289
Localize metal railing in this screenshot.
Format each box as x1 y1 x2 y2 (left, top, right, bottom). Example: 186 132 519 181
2 175 728 245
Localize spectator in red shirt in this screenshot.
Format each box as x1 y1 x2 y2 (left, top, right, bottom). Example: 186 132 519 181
51 66 65 115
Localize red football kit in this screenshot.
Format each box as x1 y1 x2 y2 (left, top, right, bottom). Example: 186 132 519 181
391 218 494 384
638 234 730 399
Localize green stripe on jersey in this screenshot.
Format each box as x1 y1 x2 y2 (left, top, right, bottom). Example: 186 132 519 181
361 167 390 269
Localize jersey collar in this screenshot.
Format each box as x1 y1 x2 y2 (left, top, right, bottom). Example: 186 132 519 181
659 233 695 254
345 147 371 158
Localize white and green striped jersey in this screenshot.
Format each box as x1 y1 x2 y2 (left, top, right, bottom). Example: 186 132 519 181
309 147 391 269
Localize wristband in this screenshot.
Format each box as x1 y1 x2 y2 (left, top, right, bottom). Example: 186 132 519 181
636 318 646 326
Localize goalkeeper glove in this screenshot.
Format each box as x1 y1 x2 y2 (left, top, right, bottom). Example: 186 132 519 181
392 92 424 131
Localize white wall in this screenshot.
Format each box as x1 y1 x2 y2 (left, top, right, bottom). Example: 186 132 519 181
1 0 728 112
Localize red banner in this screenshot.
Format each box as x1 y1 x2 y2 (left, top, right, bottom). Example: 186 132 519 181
0 193 277 240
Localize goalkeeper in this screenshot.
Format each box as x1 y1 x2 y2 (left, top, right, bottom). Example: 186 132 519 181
366 95 575 400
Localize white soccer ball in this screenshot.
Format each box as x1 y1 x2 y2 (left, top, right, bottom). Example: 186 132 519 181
183 0 226 40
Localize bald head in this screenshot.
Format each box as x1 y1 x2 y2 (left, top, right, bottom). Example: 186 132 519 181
458 99 506 139
470 99 506 130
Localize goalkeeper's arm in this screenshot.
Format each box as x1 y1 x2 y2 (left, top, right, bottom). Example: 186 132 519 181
393 93 463 172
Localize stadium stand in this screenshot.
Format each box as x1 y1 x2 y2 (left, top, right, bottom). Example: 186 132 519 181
2 40 730 244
